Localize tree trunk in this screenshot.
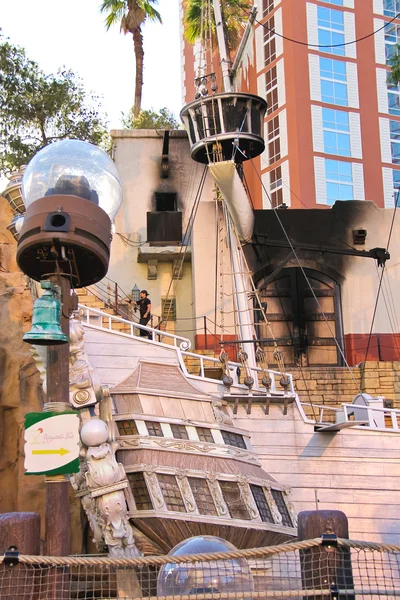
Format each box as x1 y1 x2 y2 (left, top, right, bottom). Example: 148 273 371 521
133 27 144 119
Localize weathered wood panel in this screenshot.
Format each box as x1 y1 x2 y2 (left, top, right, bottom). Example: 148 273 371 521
231 402 400 543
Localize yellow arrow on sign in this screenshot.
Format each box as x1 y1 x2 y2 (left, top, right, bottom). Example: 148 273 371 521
32 448 70 456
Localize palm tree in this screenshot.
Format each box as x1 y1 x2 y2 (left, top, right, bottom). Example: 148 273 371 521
100 0 162 118
184 0 252 60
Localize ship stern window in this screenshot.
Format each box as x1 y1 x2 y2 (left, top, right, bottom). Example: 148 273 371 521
116 420 139 436
196 427 214 443
250 484 274 523
170 424 189 440
145 421 164 437
158 474 187 512
219 480 251 520
128 472 153 510
271 489 292 527
221 431 247 449
188 477 218 516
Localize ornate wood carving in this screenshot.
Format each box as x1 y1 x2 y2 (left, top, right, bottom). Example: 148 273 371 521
284 487 298 527
206 472 229 516
237 475 260 521
176 470 197 513
263 483 283 525
142 466 166 510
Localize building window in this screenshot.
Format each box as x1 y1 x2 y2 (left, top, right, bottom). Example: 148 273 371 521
250 485 274 523
270 165 283 207
325 159 353 203
384 0 400 18
128 472 153 510
170 424 189 440
388 82 400 116
385 22 400 65
145 421 164 437
271 489 293 527
322 108 350 156
266 66 278 115
263 0 275 16
155 192 177 212
161 297 176 321
390 119 400 163
317 7 345 56
393 169 400 199
116 420 139 436
221 431 247 449
267 116 280 163
323 0 343 4
320 58 348 106
196 427 214 443
188 477 218 516
264 15 276 67
157 474 187 512
219 480 251 520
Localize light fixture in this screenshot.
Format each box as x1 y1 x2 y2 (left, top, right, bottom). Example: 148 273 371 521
17 140 123 287
131 284 140 303
157 536 254 598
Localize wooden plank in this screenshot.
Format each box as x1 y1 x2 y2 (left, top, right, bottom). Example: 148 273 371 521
257 458 400 477
180 399 207 422
159 397 186 419
265 472 400 490
139 395 163 416
314 421 368 431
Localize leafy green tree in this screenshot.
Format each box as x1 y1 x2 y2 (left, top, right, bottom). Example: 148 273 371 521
100 0 162 118
0 35 108 177
184 0 252 59
121 106 181 129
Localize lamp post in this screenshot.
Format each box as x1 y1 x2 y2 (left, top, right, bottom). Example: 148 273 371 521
17 139 122 555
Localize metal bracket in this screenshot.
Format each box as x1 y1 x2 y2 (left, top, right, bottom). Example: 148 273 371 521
4 545 19 566
321 533 338 547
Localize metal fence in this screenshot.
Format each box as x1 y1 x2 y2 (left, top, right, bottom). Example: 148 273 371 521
1 538 399 600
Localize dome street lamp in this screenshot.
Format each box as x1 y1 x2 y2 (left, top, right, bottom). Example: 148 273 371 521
16 140 122 558
157 536 254 599
17 139 122 288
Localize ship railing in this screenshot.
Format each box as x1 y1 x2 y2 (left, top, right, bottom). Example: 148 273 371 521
78 304 295 394
2 537 399 599
180 349 295 394
78 304 192 351
301 401 400 432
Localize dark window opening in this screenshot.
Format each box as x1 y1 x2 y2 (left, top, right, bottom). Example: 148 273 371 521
250 484 274 523
170 424 189 440
271 489 292 527
117 420 139 436
157 474 187 512
221 430 247 449
128 472 153 510
155 192 177 212
145 421 164 437
188 477 218 516
196 427 214 443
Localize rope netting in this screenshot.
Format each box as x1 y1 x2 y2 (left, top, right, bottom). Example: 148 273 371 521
1 538 399 600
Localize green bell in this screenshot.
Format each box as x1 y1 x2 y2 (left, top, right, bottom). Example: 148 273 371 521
23 280 68 345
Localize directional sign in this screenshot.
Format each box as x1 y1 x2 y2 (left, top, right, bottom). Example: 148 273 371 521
24 412 80 476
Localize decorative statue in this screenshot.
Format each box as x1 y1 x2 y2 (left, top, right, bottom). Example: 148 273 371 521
69 311 103 408
73 418 141 558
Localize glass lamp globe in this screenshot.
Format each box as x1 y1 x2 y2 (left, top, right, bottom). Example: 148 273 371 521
80 418 109 447
22 139 122 221
157 536 254 598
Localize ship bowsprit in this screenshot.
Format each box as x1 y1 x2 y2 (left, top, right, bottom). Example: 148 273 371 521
112 359 297 554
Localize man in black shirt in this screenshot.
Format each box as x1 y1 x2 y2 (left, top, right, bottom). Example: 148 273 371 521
136 290 152 338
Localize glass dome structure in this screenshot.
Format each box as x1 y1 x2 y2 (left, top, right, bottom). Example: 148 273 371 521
22 140 122 221
157 536 254 598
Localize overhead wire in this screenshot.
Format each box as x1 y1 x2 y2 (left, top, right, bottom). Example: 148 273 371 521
363 189 400 363
241 148 362 391
242 7 400 49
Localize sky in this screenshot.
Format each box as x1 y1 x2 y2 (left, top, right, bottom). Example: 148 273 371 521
0 0 183 130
